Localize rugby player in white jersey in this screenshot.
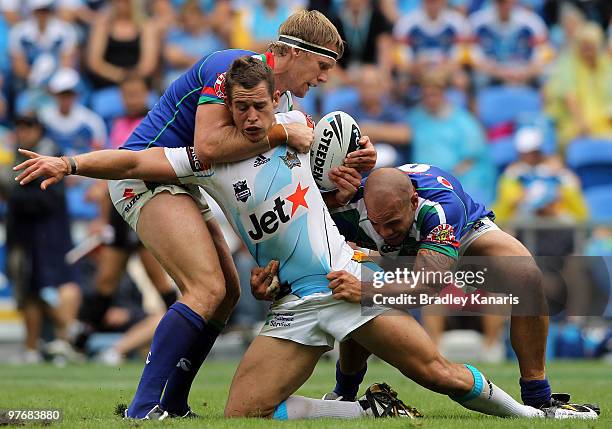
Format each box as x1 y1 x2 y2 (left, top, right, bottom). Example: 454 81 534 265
13 57 592 421
18 11 361 420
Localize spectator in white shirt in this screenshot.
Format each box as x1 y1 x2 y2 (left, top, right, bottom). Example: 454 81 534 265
9 0 77 90
38 68 107 155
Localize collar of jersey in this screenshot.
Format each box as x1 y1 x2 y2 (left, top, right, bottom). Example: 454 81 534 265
254 52 275 69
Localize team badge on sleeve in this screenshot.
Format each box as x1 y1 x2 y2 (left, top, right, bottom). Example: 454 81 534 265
214 73 227 99
437 176 454 189
426 224 459 247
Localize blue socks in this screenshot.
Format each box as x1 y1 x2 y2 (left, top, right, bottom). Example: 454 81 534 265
520 378 551 408
127 302 205 418
333 360 367 401
159 320 224 414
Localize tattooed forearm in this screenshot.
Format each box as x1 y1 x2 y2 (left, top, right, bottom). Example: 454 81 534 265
414 248 455 273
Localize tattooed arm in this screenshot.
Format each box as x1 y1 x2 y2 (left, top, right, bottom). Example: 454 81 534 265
326 248 455 306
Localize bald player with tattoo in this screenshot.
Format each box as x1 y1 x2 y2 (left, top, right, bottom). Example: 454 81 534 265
285 163 599 419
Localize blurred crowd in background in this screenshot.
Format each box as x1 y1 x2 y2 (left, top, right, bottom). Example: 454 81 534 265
0 0 611 366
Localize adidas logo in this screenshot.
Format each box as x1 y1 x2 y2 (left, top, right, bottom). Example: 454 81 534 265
253 154 270 167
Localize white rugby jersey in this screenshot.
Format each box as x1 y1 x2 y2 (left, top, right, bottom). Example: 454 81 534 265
39 103 107 155
165 111 355 297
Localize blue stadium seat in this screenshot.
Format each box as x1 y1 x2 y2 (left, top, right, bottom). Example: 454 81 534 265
490 136 518 172
585 186 612 223
321 87 359 114
445 88 467 109
295 86 318 117
566 139 612 189
91 87 159 125
67 180 99 220
476 85 542 129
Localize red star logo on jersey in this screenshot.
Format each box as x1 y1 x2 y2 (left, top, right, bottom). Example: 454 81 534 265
286 183 309 217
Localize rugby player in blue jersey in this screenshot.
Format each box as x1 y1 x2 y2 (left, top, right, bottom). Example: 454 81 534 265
258 163 597 418
15 56 598 421
15 10 381 420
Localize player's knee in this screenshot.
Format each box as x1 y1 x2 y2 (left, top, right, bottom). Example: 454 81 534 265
515 260 544 297
526 262 543 289
182 272 227 309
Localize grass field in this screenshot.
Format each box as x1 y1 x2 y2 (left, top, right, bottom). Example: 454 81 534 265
0 359 608 428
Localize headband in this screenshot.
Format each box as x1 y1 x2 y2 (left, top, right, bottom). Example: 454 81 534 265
278 35 338 61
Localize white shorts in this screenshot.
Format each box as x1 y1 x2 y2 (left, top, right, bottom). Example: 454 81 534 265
458 216 500 257
108 178 213 231
259 292 389 348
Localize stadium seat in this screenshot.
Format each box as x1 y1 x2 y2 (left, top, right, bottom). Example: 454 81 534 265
295 86 318 117
476 85 542 129
321 86 359 114
566 139 612 189
585 185 612 223
67 180 99 220
445 88 467 109
91 87 159 125
490 136 518 172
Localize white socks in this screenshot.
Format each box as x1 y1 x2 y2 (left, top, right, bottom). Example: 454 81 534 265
453 365 544 418
272 365 546 420
273 396 370 420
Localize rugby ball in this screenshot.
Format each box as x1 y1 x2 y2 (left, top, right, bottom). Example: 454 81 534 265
310 111 362 191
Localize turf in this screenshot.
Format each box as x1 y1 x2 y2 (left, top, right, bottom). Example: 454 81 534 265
0 359 608 428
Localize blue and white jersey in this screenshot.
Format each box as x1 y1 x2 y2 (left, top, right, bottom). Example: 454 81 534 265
469 5 547 66
393 7 470 63
2 0 81 14
8 17 77 66
122 49 293 151
166 111 355 298
39 104 107 155
331 164 494 260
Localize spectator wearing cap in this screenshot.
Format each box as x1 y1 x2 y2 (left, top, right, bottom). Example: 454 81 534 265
2 0 86 23
38 68 107 155
8 0 78 92
2 113 81 364
545 22 612 148
1 0 30 23
493 126 588 223
407 70 496 204
86 0 159 90
162 0 226 88
493 126 588 303
470 0 550 87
